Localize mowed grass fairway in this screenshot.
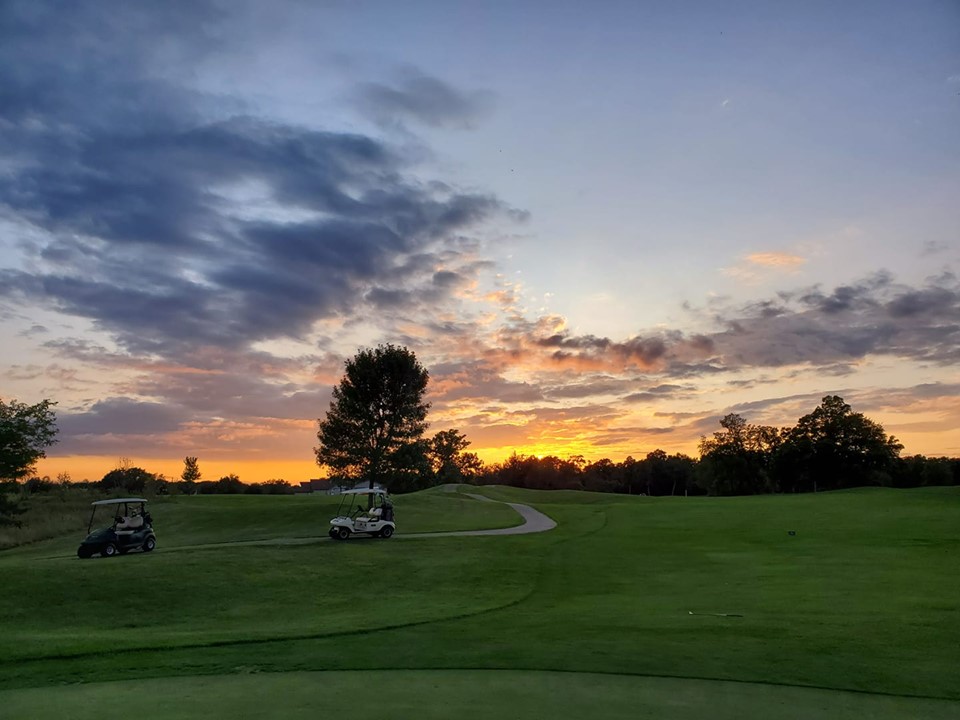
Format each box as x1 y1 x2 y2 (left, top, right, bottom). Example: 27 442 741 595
0 486 958 718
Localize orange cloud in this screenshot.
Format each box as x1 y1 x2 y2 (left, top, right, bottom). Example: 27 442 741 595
745 252 806 268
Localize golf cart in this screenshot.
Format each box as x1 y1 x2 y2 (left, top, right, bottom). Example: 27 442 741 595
329 488 395 540
77 498 156 558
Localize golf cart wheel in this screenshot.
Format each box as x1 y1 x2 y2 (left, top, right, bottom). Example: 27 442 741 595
143 536 156 552
77 546 93 559
335 526 350 541
380 525 394 539
102 543 118 558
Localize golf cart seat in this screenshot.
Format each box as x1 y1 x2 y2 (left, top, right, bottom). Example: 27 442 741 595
358 507 383 523
116 515 144 533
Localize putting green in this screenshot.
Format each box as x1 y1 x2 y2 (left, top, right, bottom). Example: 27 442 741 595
3 669 956 720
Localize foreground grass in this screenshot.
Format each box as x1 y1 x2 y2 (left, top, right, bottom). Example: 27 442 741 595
5 670 958 720
1 486 958 718
0 540 537 663
0 488 529 663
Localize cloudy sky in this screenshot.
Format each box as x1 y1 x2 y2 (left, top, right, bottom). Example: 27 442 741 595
2 0 958 483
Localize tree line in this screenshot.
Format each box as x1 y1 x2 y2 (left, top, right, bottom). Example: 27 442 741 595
493 399 956 494
13 462 297 498
3 345 958 528
312 346 959 495
312 346 958 496
469 403 958 496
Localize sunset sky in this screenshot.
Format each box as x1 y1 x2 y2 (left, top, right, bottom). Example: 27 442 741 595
2 1 958 483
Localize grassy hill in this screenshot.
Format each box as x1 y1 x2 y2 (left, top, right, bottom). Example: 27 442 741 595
0 486 522 553
1 486 957 718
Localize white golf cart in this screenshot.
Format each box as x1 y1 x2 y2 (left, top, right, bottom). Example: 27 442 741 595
329 488 395 540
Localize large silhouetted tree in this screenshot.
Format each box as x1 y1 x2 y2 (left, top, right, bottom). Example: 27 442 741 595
1 398 58 481
99 466 155 494
1 398 58 527
316 344 431 491
697 414 783 495
430 428 483 484
582 458 622 493
637 449 697 496
776 395 902 491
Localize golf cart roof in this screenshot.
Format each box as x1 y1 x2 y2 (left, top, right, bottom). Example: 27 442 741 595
340 488 389 496
91 497 148 506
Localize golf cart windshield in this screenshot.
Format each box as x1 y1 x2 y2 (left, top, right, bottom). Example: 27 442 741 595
335 488 391 516
88 498 149 534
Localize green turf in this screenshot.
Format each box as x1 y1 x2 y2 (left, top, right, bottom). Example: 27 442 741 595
151 488 522 545
4 670 957 720
0 489 531 663
1 486 958 718
0 540 536 662
0 486 521 560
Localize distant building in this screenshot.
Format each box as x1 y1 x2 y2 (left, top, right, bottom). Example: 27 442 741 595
348 480 385 493
294 478 386 494
294 479 333 494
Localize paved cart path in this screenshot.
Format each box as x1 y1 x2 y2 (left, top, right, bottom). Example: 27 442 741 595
403 491 556 538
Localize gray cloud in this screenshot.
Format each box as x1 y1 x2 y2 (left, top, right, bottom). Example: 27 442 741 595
907 382 960 399
497 272 959 396
352 72 493 129
366 287 415 310
723 392 825 419
49 345 334 455
0 2 520 452
130 371 332 422
886 287 956 318
921 240 950 256
0 1 224 131
709 273 960 368
58 398 185 448
589 426 677 446
0 115 506 355
0 2 514 360
795 272 891 315
430 360 544 404
503 404 623 424
623 384 689 403
433 270 466 289
544 377 633 399
536 332 674 367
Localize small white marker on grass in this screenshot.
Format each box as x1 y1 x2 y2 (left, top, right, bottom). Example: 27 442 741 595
688 611 744 617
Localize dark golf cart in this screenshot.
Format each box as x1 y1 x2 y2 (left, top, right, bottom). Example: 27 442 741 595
77 498 156 558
